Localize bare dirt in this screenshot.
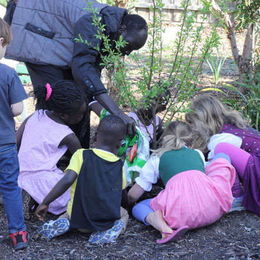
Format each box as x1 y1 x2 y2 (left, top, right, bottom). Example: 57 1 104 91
1 194 260 259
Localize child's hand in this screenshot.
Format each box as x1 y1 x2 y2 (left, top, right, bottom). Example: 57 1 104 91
35 204 49 221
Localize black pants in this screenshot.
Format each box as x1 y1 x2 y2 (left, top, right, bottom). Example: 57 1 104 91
26 62 90 148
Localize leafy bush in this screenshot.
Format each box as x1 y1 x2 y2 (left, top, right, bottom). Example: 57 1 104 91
223 71 260 130
0 0 7 7
206 53 226 85
79 0 221 145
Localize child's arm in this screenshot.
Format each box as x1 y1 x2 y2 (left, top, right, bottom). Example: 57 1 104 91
35 169 78 221
11 101 24 117
59 133 82 154
16 115 32 151
127 155 160 204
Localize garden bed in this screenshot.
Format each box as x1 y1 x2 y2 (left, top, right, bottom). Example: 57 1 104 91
1 199 260 259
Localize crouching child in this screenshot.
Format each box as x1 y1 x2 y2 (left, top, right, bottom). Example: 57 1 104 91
35 115 129 243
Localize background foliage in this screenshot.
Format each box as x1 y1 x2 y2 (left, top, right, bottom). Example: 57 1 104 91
0 0 7 7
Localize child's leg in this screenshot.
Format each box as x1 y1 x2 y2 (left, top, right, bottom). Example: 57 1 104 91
120 207 129 234
215 143 250 175
0 145 26 234
0 145 28 250
146 210 173 236
132 199 173 236
132 199 154 225
213 148 244 197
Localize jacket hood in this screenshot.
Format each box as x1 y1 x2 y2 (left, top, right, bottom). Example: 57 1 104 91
100 6 127 34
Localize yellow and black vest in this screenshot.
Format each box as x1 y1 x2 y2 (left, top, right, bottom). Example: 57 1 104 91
70 149 123 231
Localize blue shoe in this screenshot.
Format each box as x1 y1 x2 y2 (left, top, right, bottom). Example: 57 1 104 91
88 220 125 244
38 218 70 240
229 196 245 212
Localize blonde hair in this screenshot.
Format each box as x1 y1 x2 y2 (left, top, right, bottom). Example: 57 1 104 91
185 94 247 151
0 18 11 47
187 94 247 134
154 121 193 157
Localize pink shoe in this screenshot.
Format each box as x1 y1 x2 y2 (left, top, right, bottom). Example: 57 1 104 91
156 226 189 244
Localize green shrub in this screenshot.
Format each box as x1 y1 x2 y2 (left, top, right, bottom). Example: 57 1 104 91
0 0 7 7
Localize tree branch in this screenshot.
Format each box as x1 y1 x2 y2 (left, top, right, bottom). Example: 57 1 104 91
203 0 241 69
242 23 254 62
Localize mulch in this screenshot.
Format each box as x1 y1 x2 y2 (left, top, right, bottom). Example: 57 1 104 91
1 195 260 259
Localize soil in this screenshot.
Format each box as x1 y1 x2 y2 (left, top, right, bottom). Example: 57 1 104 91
1 196 260 259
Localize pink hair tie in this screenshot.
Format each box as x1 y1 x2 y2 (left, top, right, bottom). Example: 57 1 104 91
45 83 53 101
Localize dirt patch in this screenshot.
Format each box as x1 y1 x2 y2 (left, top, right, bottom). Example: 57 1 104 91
1 197 260 259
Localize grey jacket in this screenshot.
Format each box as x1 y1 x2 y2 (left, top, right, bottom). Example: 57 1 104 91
5 0 127 96
6 0 107 67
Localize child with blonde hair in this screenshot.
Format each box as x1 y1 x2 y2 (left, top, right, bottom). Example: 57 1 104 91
186 94 260 216
0 18 28 250
128 121 236 243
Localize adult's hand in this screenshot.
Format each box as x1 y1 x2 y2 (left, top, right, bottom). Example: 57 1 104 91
117 111 136 137
95 93 136 136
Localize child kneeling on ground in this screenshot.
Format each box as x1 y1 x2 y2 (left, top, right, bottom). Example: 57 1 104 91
35 115 129 244
128 121 236 244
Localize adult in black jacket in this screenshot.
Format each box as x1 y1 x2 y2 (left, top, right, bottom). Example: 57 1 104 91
5 0 148 147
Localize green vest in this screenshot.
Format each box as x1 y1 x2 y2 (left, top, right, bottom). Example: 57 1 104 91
159 147 205 186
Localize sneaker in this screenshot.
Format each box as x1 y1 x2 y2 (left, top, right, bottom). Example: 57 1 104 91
9 231 29 250
88 219 125 244
229 196 246 212
38 218 70 240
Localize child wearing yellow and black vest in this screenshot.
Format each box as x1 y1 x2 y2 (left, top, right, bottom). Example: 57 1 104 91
35 115 129 244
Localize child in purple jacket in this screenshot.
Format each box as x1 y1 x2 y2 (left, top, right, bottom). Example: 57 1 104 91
186 94 260 216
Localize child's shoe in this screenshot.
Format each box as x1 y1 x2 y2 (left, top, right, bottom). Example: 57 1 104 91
38 218 70 240
229 196 245 212
9 231 29 250
88 219 125 244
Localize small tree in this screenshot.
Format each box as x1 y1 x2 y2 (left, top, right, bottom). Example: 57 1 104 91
201 0 260 83
110 0 220 146
200 0 260 129
79 0 220 146
0 0 7 7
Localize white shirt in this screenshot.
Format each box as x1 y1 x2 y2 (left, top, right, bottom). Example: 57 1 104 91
135 149 205 192
207 133 242 160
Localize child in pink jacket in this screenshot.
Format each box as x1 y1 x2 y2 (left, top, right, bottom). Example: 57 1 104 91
128 121 236 244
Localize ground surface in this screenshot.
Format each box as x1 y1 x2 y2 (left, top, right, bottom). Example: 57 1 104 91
1 199 260 260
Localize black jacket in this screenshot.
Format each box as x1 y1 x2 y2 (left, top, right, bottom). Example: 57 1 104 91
71 6 127 97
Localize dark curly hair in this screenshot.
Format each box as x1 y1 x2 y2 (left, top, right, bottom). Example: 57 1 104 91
34 80 85 115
